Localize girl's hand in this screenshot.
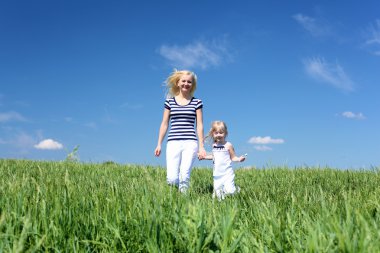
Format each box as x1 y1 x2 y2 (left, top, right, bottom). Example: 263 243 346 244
198 147 206 160
239 156 246 162
154 146 161 157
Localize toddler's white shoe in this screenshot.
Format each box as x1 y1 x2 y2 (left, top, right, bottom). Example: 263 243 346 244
213 189 225 201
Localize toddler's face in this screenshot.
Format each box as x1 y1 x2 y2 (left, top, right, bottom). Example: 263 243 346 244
213 130 226 142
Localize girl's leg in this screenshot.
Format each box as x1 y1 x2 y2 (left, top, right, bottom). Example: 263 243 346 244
166 141 181 187
213 175 225 201
178 140 198 192
223 171 237 195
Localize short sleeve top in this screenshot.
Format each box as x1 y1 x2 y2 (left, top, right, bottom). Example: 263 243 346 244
164 97 203 142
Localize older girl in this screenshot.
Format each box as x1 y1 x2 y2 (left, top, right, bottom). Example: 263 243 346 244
155 70 206 193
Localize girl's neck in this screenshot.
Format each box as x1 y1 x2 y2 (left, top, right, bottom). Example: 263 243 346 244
215 140 226 145
176 92 191 100
175 93 192 106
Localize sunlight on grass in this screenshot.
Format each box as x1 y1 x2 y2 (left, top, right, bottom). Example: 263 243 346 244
0 159 379 252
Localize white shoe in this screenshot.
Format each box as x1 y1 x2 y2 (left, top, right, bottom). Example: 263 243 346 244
213 189 225 201
179 187 188 194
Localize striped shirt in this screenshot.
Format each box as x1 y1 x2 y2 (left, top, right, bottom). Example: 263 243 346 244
165 97 203 142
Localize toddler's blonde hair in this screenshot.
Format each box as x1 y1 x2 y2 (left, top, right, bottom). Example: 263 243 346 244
205 121 228 143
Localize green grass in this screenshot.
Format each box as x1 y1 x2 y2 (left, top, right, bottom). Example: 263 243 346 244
1 159 380 252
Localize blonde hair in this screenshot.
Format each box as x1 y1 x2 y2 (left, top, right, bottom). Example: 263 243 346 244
205 121 228 143
165 69 197 98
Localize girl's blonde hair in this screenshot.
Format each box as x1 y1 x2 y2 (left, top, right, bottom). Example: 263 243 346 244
165 69 197 98
205 121 228 143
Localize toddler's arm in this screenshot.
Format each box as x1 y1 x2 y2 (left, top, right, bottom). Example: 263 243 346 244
233 155 246 162
227 142 246 162
199 153 213 160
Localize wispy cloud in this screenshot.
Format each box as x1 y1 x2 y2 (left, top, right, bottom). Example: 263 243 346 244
254 145 272 151
84 122 97 129
342 111 366 120
364 19 380 56
158 37 230 70
303 57 354 92
120 102 143 110
34 139 63 150
248 136 284 152
64 117 73 122
249 136 285 145
0 111 27 122
9 132 36 150
102 105 117 124
293 13 331 38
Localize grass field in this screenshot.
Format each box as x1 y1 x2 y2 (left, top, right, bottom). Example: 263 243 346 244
1 159 380 252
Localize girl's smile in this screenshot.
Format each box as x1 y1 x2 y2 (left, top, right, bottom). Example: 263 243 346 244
178 74 193 93
213 131 226 143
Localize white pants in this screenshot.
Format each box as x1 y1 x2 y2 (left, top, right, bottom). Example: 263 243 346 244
166 140 198 191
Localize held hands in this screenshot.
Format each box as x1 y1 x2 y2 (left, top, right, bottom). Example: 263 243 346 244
197 147 207 160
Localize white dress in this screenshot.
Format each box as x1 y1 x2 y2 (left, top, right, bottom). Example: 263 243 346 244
212 142 237 199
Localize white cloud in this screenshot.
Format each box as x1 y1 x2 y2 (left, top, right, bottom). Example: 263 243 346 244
158 38 230 69
0 111 26 122
304 57 354 92
254 145 272 151
365 19 380 56
293 13 331 37
9 132 36 150
84 122 97 129
120 102 143 110
342 111 366 120
248 136 285 145
34 139 63 150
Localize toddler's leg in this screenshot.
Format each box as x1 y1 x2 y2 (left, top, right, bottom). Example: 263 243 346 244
178 140 198 193
223 171 237 195
213 175 225 201
166 141 181 187
213 188 225 201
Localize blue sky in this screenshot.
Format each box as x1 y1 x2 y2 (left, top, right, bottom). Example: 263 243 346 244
1 0 379 169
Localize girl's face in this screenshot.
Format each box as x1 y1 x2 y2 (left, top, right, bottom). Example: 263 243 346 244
177 74 194 94
213 129 226 143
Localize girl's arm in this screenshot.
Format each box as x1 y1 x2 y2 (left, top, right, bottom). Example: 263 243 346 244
196 108 206 159
227 142 246 162
200 153 213 160
154 109 170 157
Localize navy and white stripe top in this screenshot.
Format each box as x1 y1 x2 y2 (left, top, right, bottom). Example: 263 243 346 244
165 97 203 142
